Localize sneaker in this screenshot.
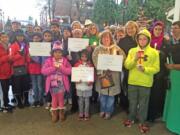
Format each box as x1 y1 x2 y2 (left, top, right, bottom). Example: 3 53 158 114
99 112 105 118
39 101 44 107
32 101 38 107
138 124 150 133
78 113 84 121
104 113 111 120
123 120 134 128
64 99 67 105
36 102 41 107
2 106 13 113
84 113 90 121
45 103 51 110
3 108 8 113
68 98 72 105
84 116 90 121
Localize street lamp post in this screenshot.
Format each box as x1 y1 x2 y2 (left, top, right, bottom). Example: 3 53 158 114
2 11 4 31
0 9 5 31
0 9 2 31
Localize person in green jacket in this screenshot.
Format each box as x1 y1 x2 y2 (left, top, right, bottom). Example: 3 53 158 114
123 29 160 133
89 23 99 46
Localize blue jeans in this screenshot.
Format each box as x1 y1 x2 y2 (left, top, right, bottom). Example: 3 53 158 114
30 75 43 102
100 94 115 114
78 96 90 115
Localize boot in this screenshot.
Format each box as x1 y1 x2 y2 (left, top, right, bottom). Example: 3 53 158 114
59 109 65 122
51 110 59 123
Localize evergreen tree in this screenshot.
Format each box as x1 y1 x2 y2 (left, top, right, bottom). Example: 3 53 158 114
93 0 118 26
92 0 175 26
144 0 175 21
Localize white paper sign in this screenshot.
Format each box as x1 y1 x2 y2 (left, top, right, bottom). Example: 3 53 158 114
97 54 123 72
68 38 89 52
71 67 94 82
29 42 51 56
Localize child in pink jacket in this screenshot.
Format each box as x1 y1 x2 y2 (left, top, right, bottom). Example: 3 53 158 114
41 41 71 123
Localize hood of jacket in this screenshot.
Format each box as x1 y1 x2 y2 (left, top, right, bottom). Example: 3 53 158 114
136 29 151 50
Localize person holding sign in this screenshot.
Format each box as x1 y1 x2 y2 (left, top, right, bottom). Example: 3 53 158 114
92 30 126 120
41 41 71 123
69 28 84 113
42 30 53 110
124 29 159 133
28 33 44 107
74 49 94 121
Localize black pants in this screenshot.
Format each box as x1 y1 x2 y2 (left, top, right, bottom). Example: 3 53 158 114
45 91 52 103
91 83 98 103
0 79 10 107
71 83 78 112
11 75 30 104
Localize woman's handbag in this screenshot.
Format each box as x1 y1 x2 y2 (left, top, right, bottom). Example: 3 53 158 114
13 65 27 76
99 71 114 89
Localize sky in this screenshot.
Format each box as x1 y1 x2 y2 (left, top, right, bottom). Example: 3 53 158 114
0 0 40 22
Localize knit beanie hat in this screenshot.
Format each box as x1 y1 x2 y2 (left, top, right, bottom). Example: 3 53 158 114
52 41 63 51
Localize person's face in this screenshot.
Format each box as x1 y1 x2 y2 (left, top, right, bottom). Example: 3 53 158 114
0 34 9 44
116 31 125 40
32 36 41 42
12 23 20 31
102 33 111 47
26 25 33 33
126 24 137 37
63 30 71 39
81 53 88 62
72 23 81 30
16 35 24 42
33 26 42 33
83 27 90 35
153 25 163 37
43 33 52 42
90 25 97 35
138 34 149 48
171 24 180 37
72 30 83 38
50 25 60 33
53 50 62 60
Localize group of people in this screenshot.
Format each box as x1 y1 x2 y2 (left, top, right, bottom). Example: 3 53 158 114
0 18 180 134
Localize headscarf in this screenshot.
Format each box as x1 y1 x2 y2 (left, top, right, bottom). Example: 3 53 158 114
150 21 164 50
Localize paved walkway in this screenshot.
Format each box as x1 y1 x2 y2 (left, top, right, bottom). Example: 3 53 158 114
0 105 175 135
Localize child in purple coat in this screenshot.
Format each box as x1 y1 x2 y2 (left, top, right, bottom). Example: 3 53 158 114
41 41 71 122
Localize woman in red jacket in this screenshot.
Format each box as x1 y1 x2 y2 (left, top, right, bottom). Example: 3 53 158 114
9 30 30 108
0 32 12 112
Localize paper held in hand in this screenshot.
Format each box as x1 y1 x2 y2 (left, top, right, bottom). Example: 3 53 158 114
71 67 94 82
68 38 89 52
29 42 51 56
97 54 123 72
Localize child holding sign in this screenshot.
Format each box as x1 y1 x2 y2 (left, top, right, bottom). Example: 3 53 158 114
41 41 71 123
74 50 94 120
